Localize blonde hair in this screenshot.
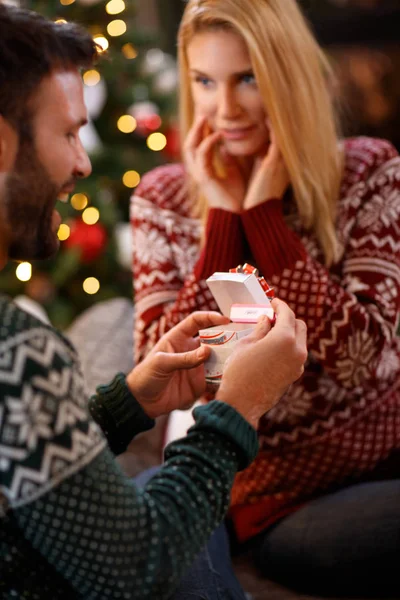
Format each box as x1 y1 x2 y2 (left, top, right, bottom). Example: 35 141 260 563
178 0 343 266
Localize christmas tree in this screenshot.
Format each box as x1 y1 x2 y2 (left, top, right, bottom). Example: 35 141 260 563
0 0 180 328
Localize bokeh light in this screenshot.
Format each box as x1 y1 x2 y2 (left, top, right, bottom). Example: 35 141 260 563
107 19 127 37
82 207 100 225
57 224 71 241
147 132 167 151
83 277 100 295
106 0 126 15
83 70 101 87
71 193 89 211
16 262 32 282
122 170 141 188
117 115 137 134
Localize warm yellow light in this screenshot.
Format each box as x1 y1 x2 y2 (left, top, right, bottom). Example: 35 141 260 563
106 0 125 15
122 43 138 60
93 35 109 52
71 193 89 211
123 170 141 188
57 224 71 241
147 132 167 152
83 70 101 87
55 19 67 24
16 262 32 282
107 19 127 37
60 0 75 5
83 277 100 295
117 115 137 134
82 207 100 225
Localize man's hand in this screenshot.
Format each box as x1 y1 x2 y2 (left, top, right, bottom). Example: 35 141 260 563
126 311 229 419
216 299 307 429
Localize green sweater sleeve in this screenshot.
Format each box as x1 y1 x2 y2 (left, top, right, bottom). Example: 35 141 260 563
88 373 155 455
1 316 258 600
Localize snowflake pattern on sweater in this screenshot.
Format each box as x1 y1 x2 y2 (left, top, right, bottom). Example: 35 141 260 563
131 137 400 541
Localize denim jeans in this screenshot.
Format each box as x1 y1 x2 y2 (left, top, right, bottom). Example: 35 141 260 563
254 479 400 597
134 467 247 600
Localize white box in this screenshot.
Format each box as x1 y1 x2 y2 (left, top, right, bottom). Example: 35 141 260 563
206 272 269 317
199 272 274 385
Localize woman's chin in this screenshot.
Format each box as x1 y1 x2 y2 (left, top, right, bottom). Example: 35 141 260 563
222 138 268 157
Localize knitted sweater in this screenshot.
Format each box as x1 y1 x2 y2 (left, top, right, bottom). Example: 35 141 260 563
131 137 400 542
0 296 258 600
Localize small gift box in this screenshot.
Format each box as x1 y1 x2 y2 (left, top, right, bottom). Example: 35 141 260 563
199 265 274 385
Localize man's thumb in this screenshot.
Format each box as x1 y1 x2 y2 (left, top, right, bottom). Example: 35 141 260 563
245 315 272 343
157 346 210 373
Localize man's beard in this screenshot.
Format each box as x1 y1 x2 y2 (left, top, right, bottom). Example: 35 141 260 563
5 136 61 261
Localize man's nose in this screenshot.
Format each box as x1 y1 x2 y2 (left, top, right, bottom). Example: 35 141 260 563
74 137 92 179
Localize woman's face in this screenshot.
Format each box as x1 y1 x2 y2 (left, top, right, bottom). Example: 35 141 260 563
187 29 270 157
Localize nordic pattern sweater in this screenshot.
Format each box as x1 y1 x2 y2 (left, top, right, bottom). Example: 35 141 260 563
0 296 258 599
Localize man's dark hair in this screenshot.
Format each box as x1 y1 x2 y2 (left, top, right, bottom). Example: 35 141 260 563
0 3 99 131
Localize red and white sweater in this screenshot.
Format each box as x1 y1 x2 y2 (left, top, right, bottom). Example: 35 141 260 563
131 137 400 542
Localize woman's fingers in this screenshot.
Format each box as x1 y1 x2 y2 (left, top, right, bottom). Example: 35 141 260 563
184 115 207 153
197 130 223 175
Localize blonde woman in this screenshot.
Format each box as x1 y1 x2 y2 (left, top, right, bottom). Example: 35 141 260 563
131 0 400 593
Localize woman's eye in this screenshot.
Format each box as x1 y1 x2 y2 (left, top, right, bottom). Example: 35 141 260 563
241 73 256 85
195 76 212 87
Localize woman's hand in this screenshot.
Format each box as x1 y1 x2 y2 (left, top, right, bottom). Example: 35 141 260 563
126 311 230 419
184 115 246 213
243 125 290 211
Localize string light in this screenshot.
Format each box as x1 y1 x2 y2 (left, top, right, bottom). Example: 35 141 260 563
122 43 138 60
93 35 109 53
71 193 89 211
106 0 126 15
117 115 137 134
57 224 71 241
107 19 127 37
83 277 100 295
147 132 167 152
60 0 75 5
83 70 101 87
82 207 100 225
16 262 32 282
123 170 141 188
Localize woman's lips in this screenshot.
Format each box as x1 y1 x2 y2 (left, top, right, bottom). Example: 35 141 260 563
221 125 256 140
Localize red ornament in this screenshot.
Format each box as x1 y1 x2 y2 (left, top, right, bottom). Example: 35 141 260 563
163 124 181 160
64 219 107 263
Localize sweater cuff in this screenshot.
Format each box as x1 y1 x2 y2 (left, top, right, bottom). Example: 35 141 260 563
90 373 155 455
190 400 259 470
241 200 306 279
194 209 244 280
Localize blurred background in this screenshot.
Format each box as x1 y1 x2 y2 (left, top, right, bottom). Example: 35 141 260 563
1 0 399 329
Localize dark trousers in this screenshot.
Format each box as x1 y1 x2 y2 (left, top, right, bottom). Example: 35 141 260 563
253 479 400 597
134 467 247 600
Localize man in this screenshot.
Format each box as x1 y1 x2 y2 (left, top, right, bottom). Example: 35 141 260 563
0 5 307 600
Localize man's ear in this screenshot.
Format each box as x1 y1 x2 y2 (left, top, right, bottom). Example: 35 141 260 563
0 115 18 173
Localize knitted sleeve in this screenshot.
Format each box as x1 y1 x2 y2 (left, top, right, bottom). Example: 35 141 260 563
241 139 400 392
0 323 258 600
131 164 246 362
88 373 155 455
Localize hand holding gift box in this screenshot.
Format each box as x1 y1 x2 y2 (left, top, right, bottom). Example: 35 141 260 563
199 264 275 385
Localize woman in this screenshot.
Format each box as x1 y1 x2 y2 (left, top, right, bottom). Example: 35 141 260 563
131 0 400 593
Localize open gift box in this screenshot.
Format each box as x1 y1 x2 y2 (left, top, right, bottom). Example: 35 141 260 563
199 271 275 385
